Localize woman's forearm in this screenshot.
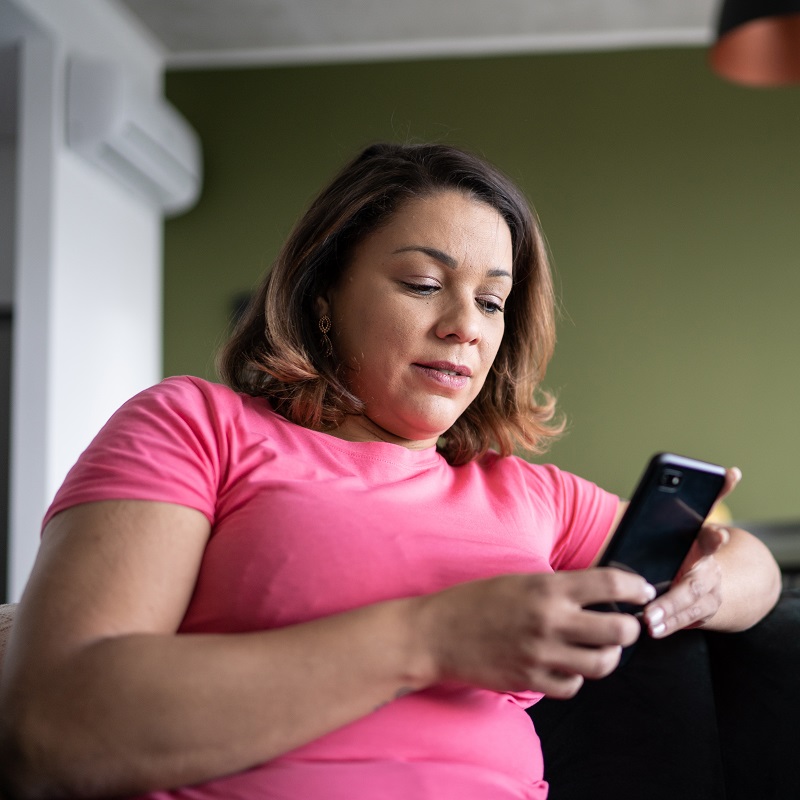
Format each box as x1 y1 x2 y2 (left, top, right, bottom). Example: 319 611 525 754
702 527 782 632
0 566 667 798
0 598 434 798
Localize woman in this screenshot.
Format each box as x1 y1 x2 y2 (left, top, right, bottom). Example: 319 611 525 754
0 143 781 798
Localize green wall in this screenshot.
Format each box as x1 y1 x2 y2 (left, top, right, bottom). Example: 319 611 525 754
164 48 800 521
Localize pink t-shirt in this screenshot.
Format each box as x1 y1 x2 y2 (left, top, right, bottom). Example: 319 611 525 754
44 376 618 799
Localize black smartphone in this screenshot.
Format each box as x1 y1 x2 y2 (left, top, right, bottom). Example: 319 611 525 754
594 453 727 614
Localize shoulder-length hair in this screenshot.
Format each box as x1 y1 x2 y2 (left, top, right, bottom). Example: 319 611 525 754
218 142 563 465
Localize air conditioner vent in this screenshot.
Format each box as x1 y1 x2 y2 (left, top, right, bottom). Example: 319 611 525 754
66 57 202 216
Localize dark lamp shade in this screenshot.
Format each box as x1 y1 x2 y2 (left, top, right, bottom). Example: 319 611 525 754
710 0 800 86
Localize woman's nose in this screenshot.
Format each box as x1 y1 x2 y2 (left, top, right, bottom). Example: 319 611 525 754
435 300 482 344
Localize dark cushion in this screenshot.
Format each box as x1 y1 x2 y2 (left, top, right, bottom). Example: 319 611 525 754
529 628 725 800
707 588 800 800
529 591 800 799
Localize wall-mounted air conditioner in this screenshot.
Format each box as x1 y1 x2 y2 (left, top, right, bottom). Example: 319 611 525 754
66 56 202 217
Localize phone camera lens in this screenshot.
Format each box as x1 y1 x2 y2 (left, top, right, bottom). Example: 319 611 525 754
660 470 683 489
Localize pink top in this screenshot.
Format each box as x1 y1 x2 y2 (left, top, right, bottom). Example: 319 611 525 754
45 376 618 799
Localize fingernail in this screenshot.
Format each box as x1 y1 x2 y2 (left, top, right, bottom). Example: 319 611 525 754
732 467 742 482
651 623 667 638
643 583 657 601
645 607 664 625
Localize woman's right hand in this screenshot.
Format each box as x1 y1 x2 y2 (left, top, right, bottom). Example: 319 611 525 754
412 569 655 699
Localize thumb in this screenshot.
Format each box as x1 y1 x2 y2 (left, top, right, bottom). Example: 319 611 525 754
716 466 742 504
696 524 731 557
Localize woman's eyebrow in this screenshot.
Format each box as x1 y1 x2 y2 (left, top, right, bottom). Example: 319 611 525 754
393 245 457 268
393 245 512 280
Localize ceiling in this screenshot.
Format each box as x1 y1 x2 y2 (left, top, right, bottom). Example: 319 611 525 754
115 0 723 69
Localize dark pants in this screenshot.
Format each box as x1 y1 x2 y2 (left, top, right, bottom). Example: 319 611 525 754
528 589 800 800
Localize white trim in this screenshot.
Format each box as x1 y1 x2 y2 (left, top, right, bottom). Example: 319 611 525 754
9 32 56 603
166 27 714 70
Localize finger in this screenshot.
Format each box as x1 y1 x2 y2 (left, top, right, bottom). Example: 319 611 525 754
642 563 720 637
716 466 741 503
643 597 715 638
534 641 626 686
538 670 585 700
694 524 731 557
566 609 642 649
568 567 656 608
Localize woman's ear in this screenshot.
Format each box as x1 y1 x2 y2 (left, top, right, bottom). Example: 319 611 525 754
315 295 331 319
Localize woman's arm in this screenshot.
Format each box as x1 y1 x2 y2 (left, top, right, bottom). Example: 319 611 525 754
0 500 436 797
642 522 781 637
0 499 656 798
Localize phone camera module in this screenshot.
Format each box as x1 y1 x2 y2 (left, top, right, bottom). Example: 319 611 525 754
659 469 683 491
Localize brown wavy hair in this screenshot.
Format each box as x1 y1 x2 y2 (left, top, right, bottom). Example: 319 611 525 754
218 142 563 465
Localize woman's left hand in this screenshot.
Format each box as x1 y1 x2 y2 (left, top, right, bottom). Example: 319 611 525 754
641 467 740 638
641 523 730 637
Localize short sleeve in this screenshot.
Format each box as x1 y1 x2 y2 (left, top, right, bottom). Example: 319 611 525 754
544 466 619 571
42 376 228 530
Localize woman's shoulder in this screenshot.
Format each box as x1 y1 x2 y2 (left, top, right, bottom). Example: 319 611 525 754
141 375 243 406
93 376 286 456
42 377 251 529
123 376 268 422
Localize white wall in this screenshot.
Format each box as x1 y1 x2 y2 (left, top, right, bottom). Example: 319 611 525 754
48 152 163 494
0 145 14 309
2 0 171 600
0 41 16 309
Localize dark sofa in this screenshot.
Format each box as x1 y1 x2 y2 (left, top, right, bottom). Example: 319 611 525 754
529 588 800 800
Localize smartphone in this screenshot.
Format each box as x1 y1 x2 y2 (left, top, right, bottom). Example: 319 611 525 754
594 453 727 614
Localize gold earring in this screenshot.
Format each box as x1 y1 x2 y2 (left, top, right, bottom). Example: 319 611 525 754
319 315 333 357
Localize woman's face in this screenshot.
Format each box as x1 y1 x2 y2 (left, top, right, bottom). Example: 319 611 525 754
320 190 513 449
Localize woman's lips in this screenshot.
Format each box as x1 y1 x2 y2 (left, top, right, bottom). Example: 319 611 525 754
412 361 472 390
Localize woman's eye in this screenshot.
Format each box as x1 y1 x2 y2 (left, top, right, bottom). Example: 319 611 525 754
403 282 439 296
478 298 505 314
